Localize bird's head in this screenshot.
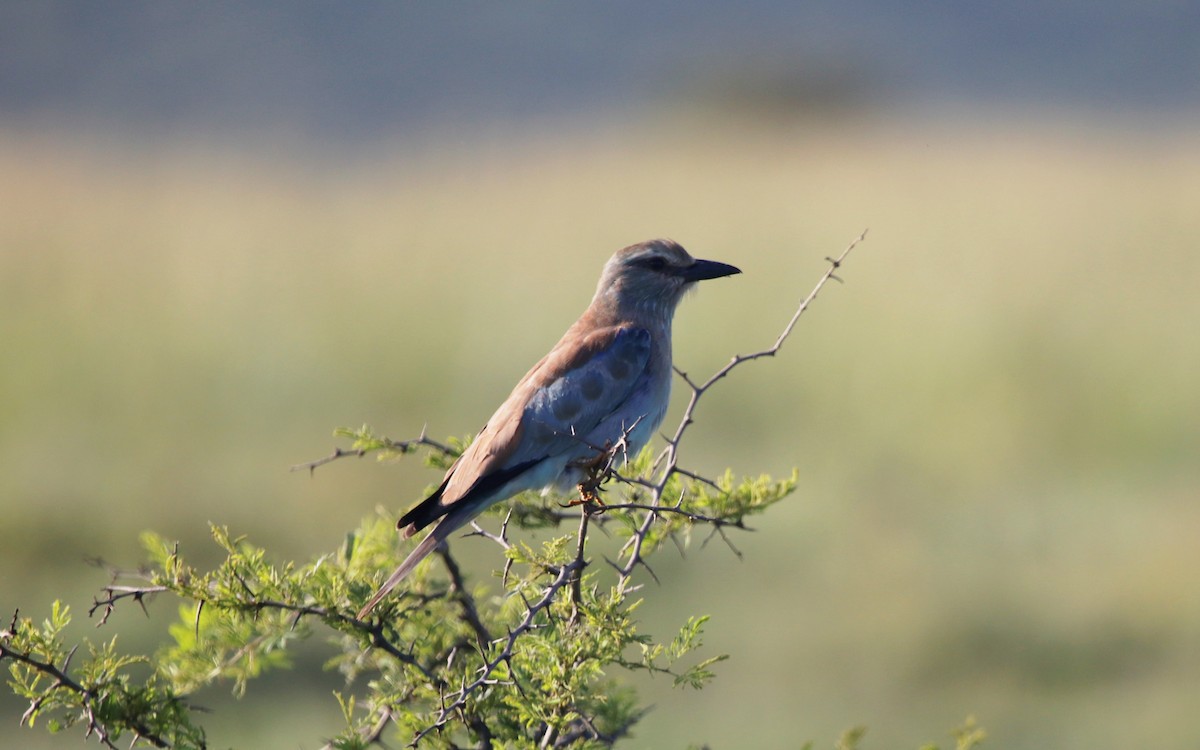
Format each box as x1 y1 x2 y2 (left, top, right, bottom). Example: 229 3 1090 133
594 239 741 320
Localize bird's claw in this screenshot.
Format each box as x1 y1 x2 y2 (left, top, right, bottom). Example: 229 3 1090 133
560 443 618 511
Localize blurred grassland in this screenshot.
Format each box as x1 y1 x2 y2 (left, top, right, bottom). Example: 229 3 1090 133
2 113 1199 749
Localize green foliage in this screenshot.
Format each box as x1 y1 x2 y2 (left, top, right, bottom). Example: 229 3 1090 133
4 436 809 748
3 603 206 749
3 435 985 748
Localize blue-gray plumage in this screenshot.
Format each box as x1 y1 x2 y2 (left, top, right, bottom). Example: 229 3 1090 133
358 240 740 618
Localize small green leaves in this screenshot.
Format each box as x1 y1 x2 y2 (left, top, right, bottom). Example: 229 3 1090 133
953 716 987 750
2 604 206 748
918 715 987 750
326 424 463 471
3 443 802 748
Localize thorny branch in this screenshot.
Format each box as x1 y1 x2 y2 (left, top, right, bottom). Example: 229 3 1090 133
90 584 169 626
1 611 173 749
670 229 867 455
390 233 863 743
290 426 457 474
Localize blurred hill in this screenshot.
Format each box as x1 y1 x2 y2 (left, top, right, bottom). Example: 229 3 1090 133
2 1 1199 143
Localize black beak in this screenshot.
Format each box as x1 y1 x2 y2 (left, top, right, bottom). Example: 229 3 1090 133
677 258 742 282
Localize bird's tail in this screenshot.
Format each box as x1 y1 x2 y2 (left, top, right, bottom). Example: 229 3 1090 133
356 512 467 619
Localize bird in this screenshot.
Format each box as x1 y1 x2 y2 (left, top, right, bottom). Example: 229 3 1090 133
357 239 740 618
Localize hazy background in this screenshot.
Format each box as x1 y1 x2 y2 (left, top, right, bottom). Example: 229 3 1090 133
2 3 1198 748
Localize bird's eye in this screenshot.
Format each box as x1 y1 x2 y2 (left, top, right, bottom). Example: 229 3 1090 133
640 256 668 271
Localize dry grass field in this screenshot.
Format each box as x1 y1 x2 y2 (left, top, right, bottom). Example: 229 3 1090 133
2 111 1198 748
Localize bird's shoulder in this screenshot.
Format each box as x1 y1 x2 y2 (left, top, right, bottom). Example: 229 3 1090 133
524 323 652 391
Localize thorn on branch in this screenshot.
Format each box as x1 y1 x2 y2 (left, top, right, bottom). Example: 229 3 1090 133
89 584 169 627
1 621 174 749
291 431 457 475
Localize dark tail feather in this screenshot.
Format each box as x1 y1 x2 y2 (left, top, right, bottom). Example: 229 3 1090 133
399 457 542 536
361 457 545 617
397 474 453 536
356 509 470 619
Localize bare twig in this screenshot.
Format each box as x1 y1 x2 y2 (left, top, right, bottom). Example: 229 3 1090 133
567 510 591 627
291 428 455 475
468 511 517 586
669 230 866 452
597 502 749 530
90 584 169 626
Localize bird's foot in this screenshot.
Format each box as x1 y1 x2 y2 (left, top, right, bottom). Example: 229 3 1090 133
559 483 606 509
560 443 618 511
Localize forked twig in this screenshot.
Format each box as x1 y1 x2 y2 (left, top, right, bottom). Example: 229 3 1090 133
291 427 455 475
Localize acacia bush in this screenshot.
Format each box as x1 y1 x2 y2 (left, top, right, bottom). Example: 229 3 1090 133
3 234 982 748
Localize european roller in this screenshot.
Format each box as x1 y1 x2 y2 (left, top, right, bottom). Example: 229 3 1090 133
358 240 740 617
